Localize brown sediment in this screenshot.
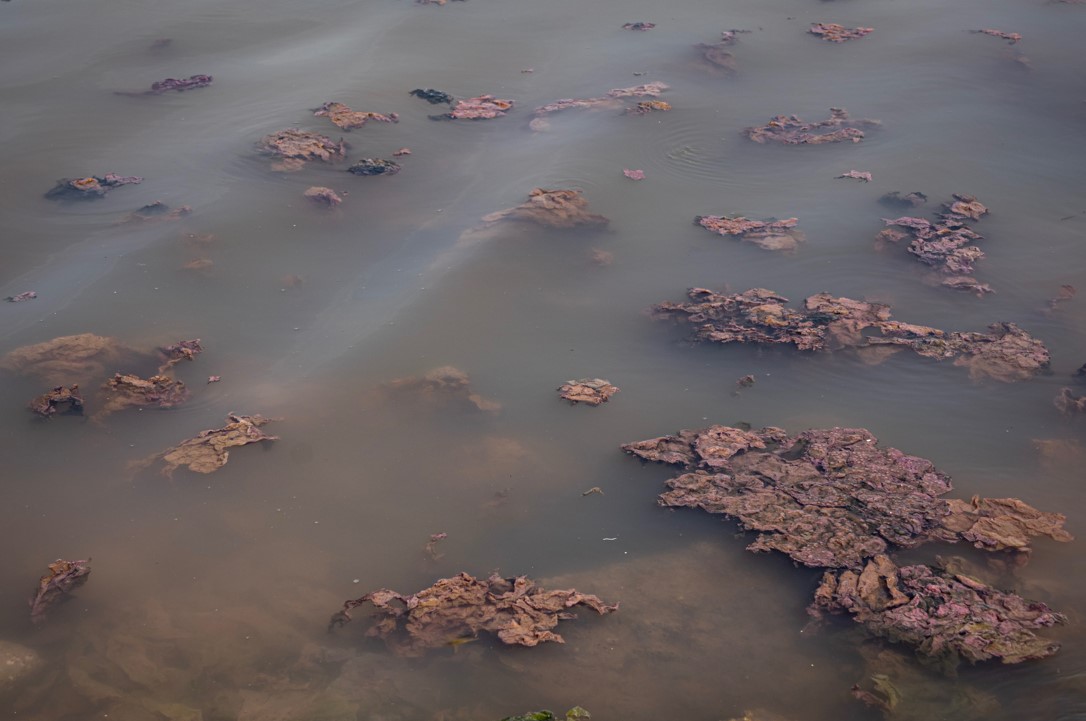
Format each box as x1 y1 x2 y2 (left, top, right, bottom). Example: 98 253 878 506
627 100 671 115
304 186 342 207
809 23 873 42
29 385 84 417
622 424 1070 568
425 533 448 561
257 129 348 166
810 555 1064 665
328 572 617 656
745 108 879 145
313 102 398 130
694 216 803 252
1 333 131 385
385 366 501 412
1054 387 1086 414
182 258 213 272
159 339 203 371
478 188 609 230
557 378 619 405
652 287 1050 381
1045 284 1076 313
133 413 279 477
851 645 999 718
30 559 91 624
879 191 927 208
694 30 749 74
731 374 755 396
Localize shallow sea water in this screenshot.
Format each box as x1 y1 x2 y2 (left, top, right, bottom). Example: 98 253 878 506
1 0 1086 719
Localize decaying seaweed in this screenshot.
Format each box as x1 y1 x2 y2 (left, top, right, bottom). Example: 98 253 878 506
557 378 619 406
973 28 1022 44
159 338 203 370
95 373 189 420
1045 284 1076 313
745 108 880 145
531 82 669 129
622 424 1071 568
425 533 448 561
810 555 1064 665
304 186 343 207
652 287 1050 382
256 129 348 167
623 169 645 180
809 23 873 42
850 646 999 720
501 709 591 721
45 174 143 200
7 291 37 302
877 194 991 294
627 100 671 115
116 75 212 96
29 558 91 624
347 158 402 176
135 413 279 477
1 333 131 385
695 215 803 251
29 385 84 417
622 22 655 30
118 201 192 223
314 102 398 130
328 572 618 656
410 88 454 105
479 188 609 230
1054 387 1086 414
836 170 872 182
879 191 927 208
432 95 514 120
385 366 501 412
694 30 747 74
732 374 755 396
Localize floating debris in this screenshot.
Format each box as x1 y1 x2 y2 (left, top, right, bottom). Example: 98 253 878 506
582 487 604 497
746 108 879 145
479 188 609 230
627 100 671 115
557 378 619 406
425 533 448 561
28 385 84 417
115 74 212 96
1054 387 1086 414
732 374 755 396
695 215 804 252
973 28 1022 44
623 168 645 180
393 147 412 156
303 186 342 207
622 22 655 30
96 373 189 420
329 572 617 656
385 366 501 412
410 88 454 105
433 95 514 120
6 291 37 302
851 646 999 719
532 82 669 125
836 170 872 182
502 709 591 721
134 413 279 477
879 191 928 208
652 288 1051 382
257 129 347 168
694 30 749 74
877 194 991 294
182 258 213 271
159 338 203 370
809 23 873 43
118 201 193 224
45 174 143 200
29 559 91 624
313 101 398 130
207 375 221 384
810 555 1064 665
623 424 1071 569
347 158 402 176
590 249 614 266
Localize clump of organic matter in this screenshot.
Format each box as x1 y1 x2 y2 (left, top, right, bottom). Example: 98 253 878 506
745 108 880 145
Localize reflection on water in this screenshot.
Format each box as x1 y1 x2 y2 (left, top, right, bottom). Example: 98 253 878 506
2 0 1085 718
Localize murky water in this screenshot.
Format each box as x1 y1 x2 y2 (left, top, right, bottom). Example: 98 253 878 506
2 0 1086 718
